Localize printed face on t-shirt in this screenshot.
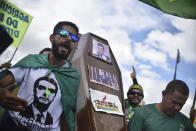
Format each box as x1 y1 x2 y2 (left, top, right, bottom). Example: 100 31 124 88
9 68 62 130
36 80 57 104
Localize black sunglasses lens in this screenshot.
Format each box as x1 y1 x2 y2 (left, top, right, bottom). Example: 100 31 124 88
129 91 142 96
137 92 143 96
71 34 79 42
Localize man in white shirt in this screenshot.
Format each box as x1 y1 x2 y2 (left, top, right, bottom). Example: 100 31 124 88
0 21 80 131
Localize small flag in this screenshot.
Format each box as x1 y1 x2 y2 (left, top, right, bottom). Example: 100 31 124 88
102 95 107 103
177 49 180 63
139 0 196 19
46 90 50 98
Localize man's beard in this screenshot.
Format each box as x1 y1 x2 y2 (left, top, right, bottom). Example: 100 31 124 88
52 40 72 59
128 99 140 107
33 96 52 112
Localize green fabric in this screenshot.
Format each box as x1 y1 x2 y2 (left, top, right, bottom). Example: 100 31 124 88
139 0 196 19
177 49 180 63
1 54 80 131
125 99 137 120
125 99 137 112
0 69 8 80
128 104 194 131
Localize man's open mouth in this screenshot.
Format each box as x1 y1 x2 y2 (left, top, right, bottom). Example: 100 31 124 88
39 97 49 102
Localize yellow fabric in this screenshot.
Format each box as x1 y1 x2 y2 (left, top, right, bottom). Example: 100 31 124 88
194 116 196 123
129 84 143 92
0 86 20 124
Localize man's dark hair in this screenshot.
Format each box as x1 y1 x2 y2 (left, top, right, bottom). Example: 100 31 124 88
39 48 51 54
165 79 189 96
34 77 58 96
97 43 104 49
53 21 79 34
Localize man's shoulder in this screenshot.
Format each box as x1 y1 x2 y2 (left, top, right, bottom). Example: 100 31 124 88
13 54 47 68
21 54 41 60
138 103 155 110
175 112 191 121
175 112 194 130
135 104 156 114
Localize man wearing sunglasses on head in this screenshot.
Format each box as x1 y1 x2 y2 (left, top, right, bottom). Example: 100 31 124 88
125 65 144 124
0 21 80 131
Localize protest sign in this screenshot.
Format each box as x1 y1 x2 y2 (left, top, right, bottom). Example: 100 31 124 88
0 0 33 48
90 89 124 115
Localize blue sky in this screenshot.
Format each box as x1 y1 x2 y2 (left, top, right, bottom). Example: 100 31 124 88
1 0 196 116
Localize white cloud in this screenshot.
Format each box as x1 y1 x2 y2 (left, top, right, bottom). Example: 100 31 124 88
94 0 159 32
170 17 196 63
145 20 196 63
104 28 134 66
120 65 133 98
134 42 169 71
189 78 196 84
138 64 152 70
123 67 166 102
136 76 167 105
140 69 161 79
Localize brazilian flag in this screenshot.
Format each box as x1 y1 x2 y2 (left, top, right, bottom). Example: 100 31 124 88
177 49 180 63
139 0 196 19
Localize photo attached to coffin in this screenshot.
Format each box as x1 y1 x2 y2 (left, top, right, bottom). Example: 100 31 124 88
88 65 119 90
91 39 111 63
90 89 124 115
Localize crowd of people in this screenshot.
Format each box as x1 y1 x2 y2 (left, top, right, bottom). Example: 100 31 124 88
0 21 195 131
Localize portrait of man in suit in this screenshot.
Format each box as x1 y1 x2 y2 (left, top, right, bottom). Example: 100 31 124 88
96 69 111 86
19 76 58 126
92 39 111 62
88 65 119 90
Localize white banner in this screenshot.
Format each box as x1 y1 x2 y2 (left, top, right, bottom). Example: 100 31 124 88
90 89 124 115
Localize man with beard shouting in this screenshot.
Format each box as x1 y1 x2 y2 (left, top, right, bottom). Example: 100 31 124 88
0 21 80 131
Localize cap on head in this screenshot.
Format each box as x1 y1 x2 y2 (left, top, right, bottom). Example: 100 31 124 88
127 84 144 98
128 84 143 93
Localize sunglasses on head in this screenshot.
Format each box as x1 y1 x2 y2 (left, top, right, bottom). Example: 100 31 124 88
57 29 79 42
128 91 143 97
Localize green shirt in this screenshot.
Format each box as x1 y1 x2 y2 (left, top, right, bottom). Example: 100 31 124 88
128 104 194 131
